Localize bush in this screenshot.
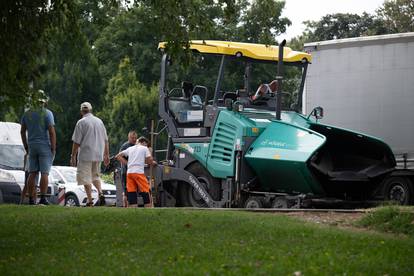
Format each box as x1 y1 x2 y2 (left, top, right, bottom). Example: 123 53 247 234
101 173 114 185
356 206 414 237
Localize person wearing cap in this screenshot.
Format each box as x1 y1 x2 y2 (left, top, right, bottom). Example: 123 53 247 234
70 102 110 206
20 90 56 205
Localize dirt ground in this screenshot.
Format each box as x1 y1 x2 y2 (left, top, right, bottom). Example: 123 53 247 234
282 211 366 228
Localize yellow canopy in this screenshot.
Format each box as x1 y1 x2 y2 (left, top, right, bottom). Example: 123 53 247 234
158 40 312 63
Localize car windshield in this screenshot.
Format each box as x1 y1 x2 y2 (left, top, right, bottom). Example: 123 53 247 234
0 144 25 170
58 167 77 183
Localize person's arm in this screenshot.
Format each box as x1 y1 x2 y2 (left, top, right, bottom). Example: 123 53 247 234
70 143 80 167
115 151 128 166
145 156 156 166
45 110 56 154
20 123 28 153
48 125 56 154
104 140 110 166
145 148 157 166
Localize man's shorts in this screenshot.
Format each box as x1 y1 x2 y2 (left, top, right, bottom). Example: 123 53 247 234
77 160 101 186
126 173 150 193
28 143 54 174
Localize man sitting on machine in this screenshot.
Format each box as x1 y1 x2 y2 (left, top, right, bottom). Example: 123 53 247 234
251 80 278 102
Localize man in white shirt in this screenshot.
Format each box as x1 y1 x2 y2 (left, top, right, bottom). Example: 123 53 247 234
116 136 155 208
70 102 110 206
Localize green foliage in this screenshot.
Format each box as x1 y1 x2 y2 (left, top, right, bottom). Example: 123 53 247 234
99 57 158 153
376 0 414 33
1 206 414 275
93 5 162 86
242 0 290 44
290 0 413 49
356 206 414 237
76 0 123 44
100 173 114 184
0 0 78 112
37 28 103 164
303 13 385 42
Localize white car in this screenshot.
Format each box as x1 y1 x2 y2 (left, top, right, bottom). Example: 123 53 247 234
50 166 116 206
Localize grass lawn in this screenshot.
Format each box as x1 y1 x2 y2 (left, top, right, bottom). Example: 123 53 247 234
0 206 413 275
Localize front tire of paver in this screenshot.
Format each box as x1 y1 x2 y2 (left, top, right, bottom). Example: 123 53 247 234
179 163 221 207
65 193 80 207
382 176 413 205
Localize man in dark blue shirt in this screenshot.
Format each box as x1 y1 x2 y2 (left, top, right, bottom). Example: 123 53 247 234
20 90 56 205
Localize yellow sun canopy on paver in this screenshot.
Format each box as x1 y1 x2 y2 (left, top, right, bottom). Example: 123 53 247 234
158 40 312 63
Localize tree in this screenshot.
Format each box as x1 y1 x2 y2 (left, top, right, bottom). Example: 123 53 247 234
303 12 386 42
36 27 103 164
77 0 123 44
99 57 158 152
30 0 125 164
241 0 290 44
0 0 78 113
376 0 414 33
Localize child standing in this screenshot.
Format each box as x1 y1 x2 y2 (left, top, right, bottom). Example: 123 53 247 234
116 137 155 207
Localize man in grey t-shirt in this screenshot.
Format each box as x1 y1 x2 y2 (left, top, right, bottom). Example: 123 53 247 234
70 102 110 206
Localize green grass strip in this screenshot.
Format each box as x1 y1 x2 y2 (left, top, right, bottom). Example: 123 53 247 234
0 206 413 275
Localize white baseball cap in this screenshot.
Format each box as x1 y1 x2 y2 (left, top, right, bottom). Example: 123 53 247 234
80 102 92 111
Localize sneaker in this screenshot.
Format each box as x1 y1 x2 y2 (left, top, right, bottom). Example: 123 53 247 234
99 194 106 206
38 198 49 205
85 201 94 207
29 199 36 205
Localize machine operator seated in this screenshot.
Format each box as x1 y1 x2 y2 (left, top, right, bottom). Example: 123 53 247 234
251 80 278 102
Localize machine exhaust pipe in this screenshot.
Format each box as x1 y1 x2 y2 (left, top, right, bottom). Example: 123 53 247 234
276 40 286 120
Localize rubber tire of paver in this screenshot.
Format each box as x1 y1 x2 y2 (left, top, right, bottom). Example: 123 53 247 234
272 197 288 209
244 197 264 209
180 163 221 207
383 176 413 205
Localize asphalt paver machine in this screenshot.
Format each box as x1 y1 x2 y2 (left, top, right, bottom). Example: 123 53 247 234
149 40 414 208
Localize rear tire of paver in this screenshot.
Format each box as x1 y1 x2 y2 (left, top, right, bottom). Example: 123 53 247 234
179 163 221 207
382 176 413 205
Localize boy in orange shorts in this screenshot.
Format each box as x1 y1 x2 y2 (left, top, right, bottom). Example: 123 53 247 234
116 137 155 207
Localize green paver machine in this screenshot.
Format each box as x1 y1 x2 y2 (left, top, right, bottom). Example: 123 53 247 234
149 40 414 208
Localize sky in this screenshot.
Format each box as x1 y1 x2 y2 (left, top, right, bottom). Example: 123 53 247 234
277 0 386 40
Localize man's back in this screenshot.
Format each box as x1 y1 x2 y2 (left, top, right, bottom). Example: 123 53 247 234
72 113 108 161
123 145 150 174
21 108 54 145
119 141 135 172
